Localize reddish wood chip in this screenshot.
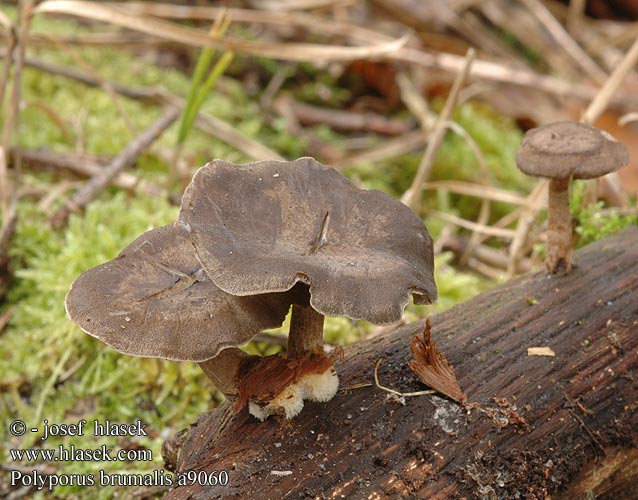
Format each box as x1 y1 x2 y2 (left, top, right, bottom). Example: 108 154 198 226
233 352 334 414
408 320 466 404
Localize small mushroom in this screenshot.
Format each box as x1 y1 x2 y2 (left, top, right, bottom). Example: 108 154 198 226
515 121 629 273
65 224 295 398
178 157 438 418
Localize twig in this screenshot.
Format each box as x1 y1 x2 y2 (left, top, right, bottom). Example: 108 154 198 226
339 382 373 392
581 34 638 125
0 307 12 335
373 358 434 400
566 0 586 35
619 112 638 127
396 71 436 130
566 407 606 457
441 120 491 265
0 197 17 301
336 130 425 167
33 1 632 107
401 48 475 212
273 95 412 136
35 1 408 62
193 111 284 161
427 209 515 239
0 15 16 120
520 0 606 83
396 47 620 106
22 54 166 103
1 0 33 219
507 180 547 278
49 107 180 229
421 180 527 205
439 232 532 273
13 147 165 198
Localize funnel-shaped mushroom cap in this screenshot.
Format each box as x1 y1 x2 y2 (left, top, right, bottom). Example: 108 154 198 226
516 121 629 180
65 225 293 362
178 157 437 324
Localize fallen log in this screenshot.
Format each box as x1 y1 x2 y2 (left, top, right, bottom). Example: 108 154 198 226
163 227 638 499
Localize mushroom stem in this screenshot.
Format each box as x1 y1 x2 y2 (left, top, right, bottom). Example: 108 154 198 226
546 177 573 273
287 304 325 357
198 347 251 397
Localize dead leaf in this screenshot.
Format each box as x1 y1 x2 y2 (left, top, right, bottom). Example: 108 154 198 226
408 319 466 403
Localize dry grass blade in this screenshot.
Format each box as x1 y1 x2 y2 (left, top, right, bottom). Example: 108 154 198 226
0 307 12 335
581 34 638 125
373 358 434 401
396 47 606 104
401 48 475 212
120 3 391 47
252 0 356 10
336 130 426 167
427 210 515 239
15 147 164 198
507 180 547 277
566 0 586 35
35 1 408 62
421 181 527 205
408 319 466 404
441 120 491 265
619 112 638 127
1 0 33 220
0 11 11 30
396 71 436 130
520 0 606 83
0 193 17 302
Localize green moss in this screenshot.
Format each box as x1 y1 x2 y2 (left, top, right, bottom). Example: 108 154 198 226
571 180 638 246
1 192 212 498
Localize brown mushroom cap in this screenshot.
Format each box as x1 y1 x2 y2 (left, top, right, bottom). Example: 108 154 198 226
65 224 294 362
515 121 629 180
178 157 437 324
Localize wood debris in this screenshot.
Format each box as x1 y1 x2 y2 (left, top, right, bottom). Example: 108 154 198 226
408 319 466 404
527 346 556 357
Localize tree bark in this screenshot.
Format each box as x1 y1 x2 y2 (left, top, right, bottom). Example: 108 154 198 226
163 227 638 499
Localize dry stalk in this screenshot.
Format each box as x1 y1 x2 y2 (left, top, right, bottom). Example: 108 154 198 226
1 0 33 219
507 180 547 278
581 34 638 125
35 1 408 62
421 181 527 205
427 210 515 239
373 358 434 401
441 120 491 266
520 0 606 83
401 48 476 212
566 0 586 35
